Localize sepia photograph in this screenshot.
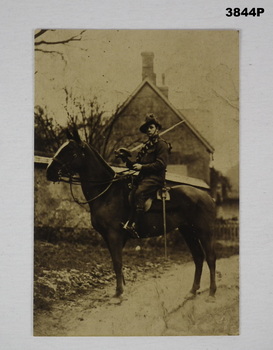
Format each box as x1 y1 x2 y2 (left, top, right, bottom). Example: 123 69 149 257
33 29 239 336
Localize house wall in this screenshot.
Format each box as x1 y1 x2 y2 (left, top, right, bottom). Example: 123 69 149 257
108 84 211 183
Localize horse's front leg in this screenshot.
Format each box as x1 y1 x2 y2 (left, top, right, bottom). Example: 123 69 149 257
105 229 127 297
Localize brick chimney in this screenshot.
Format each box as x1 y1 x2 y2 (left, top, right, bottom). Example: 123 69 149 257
158 73 169 98
141 52 156 85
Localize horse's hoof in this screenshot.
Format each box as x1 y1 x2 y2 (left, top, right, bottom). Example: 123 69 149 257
109 295 123 305
114 288 123 297
184 291 196 300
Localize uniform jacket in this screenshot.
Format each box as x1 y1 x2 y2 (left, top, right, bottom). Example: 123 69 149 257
136 136 170 184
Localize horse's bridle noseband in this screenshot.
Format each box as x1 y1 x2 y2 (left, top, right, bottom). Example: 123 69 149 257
52 155 77 180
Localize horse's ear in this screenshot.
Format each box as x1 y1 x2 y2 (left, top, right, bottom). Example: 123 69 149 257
72 127 81 144
66 128 73 140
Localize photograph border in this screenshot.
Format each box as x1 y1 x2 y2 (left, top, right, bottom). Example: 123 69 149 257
1 0 273 348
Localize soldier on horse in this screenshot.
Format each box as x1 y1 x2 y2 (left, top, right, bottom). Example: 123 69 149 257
116 114 171 237
47 123 217 298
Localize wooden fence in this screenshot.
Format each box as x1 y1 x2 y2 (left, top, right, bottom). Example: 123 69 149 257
213 221 239 241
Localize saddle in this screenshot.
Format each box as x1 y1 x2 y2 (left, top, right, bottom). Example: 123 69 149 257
127 187 170 213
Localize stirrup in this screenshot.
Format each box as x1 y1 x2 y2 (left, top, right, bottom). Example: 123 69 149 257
122 221 140 239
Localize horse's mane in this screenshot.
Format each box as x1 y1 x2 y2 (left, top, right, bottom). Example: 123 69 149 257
83 142 116 178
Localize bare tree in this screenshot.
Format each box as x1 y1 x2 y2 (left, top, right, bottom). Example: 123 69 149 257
210 167 232 203
34 29 86 65
34 106 65 154
35 88 140 164
34 30 133 161
62 88 125 161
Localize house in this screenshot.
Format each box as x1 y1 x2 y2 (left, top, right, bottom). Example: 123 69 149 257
107 52 214 186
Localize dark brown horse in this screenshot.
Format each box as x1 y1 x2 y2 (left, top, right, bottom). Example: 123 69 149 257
46 130 217 298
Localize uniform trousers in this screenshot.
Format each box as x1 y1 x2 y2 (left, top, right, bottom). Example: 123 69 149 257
134 177 163 211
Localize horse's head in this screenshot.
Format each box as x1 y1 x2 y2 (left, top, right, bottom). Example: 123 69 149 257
46 129 86 182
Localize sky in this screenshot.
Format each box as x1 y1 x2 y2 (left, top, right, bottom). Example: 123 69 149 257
35 29 239 175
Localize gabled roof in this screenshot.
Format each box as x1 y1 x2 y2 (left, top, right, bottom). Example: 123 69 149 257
116 78 214 153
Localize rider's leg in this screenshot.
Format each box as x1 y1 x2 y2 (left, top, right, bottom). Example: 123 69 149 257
123 178 161 236
131 179 159 229
122 184 146 235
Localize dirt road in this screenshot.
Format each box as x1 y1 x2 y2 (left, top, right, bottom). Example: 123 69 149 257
34 255 239 336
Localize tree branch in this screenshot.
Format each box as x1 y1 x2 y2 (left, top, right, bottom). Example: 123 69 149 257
34 29 49 39
35 30 86 46
34 48 67 64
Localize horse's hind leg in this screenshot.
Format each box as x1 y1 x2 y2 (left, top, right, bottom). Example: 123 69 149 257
199 232 217 297
180 228 205 296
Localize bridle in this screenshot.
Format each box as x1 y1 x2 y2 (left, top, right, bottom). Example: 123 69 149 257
51 147 121 205
51 140 90 183
51 155 77 181
70 177 117 205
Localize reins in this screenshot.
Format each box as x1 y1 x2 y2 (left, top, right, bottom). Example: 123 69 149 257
68 170 137 206
69 174 118 205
